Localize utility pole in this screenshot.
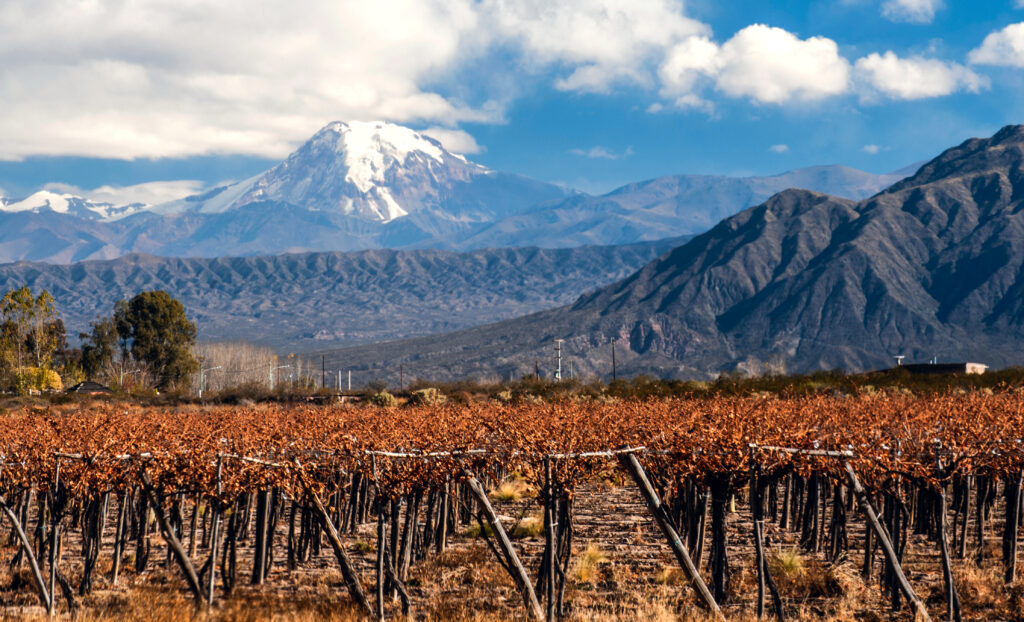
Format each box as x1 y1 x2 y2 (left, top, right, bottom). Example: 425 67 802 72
554 339 563 381
348 370 352 391
611 341 617 382
535 360 539 380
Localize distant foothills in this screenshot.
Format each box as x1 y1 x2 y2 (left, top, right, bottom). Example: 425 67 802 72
4 123 1024 381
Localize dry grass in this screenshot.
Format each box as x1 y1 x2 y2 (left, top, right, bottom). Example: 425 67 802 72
490 476 533 502
573 543 608 584
509 512 545 539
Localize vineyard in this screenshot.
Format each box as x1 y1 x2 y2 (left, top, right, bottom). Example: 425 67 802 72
2 392 1024 620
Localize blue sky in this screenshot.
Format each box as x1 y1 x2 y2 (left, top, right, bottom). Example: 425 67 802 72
1 0 1024 199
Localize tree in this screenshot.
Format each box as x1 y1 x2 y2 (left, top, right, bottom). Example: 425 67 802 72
0 287 63 393
115 291 198 390
80 316 119 381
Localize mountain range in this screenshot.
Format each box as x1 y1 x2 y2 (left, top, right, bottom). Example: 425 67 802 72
0 239 681 351
313 125 1024 382
0 121 911 263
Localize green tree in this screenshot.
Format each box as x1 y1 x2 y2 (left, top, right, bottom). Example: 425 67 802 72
0 287 62 392
80 316 119 381
115 291 198 390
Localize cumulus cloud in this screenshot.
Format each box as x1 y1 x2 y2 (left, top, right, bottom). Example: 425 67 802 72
769 144 790 153
485 0 708 93
855 51 987 99
569 146 634 160
881 0 942 23
0 0 716 160
969 23 1024 67
659 25 851 105
862 144 882 154
421 127 484 154
43 180 207 206
0 0 499 161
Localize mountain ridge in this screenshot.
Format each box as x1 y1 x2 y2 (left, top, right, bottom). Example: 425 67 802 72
312 125 1024 382
0 120 915 263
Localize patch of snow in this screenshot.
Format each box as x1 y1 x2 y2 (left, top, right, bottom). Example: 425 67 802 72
325 121 445 194
2 190 71 214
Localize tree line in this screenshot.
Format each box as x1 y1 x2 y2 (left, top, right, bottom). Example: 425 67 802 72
0 287 198 394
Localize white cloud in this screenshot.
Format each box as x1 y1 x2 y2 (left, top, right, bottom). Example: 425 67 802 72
485 0 708 93
659 25 851 105
881 0 942 23
969 23 1024 67
569 146 634 160
0 0 499 161
421 127 484 154
769 144 790 153
1017 0 1024 8
855 51 987 99
43 180 206 205
0 0 717 160
862 144 882 154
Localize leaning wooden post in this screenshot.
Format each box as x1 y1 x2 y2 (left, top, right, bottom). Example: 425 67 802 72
305 484 376 619
139 470 204 603
843 461 930 622
464 471 544 621
0 495 51 610
617 452 723 619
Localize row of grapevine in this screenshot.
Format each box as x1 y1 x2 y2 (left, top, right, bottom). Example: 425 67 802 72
1 392 1024 620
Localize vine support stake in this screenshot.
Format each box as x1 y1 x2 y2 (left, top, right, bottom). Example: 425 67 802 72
842 461 930 622
464 471 544 621
0 495 51 610
306 486 376 619
139 470 205 604
616 452 723 619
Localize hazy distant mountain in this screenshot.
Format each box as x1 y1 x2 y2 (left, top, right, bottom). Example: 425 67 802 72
448 164 916 250
0 120 915 263
0 239 682 351
314 126 1024 382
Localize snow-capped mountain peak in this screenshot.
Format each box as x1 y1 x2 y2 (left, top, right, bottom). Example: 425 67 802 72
0 190 146 221
208 120 490 224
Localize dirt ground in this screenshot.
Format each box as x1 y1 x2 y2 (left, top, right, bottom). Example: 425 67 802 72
2 477 1022 621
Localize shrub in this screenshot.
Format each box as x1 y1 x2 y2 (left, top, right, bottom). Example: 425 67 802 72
369 391 397 408
409 387 446 406
13 367 63 394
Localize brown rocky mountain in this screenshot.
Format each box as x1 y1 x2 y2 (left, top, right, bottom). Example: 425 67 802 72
318 126 1024 383
0 240 680 351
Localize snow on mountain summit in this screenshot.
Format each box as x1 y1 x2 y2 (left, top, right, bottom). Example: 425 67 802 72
215 121 489 223
0 190 146 221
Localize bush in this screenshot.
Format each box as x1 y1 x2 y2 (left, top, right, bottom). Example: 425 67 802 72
13 367 63 394
409 387 446 406
369 391 397 408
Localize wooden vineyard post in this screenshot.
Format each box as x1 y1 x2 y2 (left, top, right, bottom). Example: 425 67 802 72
1003 470 1022 585
207 456 223 606
464 471 545 621
937 488 962 622
305 486 375 619
748 449 784 621
0 495 51 610
48 459 61 617
842 461 930 622
616 452 723 619
111 492 128 585
140 471 204 604
544 458 556 622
